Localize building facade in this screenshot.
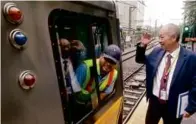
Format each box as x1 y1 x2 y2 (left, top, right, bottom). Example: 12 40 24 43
116 0 145 46
116 0 145 31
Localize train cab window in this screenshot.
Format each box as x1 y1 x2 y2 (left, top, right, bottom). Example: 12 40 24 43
92 24 109 57
49 9 117 123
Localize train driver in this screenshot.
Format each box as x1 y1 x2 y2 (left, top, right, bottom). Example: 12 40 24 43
75 44 121 103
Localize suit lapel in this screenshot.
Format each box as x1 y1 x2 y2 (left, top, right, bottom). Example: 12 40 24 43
170 46 187 88
152 50 165 78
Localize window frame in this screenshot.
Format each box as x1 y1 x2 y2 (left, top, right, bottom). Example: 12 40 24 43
48 9 117 123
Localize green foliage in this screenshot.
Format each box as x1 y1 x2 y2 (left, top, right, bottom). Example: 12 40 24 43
183 1 196 25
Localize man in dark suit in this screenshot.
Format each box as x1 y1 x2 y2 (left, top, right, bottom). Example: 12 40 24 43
135 23 196 124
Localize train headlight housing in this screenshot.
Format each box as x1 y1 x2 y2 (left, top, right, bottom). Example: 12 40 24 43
9 29 28 50
3 2 23 24
14 32 27 45
19 70 36 90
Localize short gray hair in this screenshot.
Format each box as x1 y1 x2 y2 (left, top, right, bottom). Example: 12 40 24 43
163 23 181 42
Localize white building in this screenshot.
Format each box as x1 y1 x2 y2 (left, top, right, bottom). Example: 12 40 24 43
116 0 145 31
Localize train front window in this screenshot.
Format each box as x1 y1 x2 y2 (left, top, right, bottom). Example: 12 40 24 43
49 9 118 123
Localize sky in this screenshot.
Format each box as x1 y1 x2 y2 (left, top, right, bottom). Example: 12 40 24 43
143 0 184 26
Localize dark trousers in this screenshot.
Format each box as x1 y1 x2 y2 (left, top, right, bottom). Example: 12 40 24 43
145 95 183 124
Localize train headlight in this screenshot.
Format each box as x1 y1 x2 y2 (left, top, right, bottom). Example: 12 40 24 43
19 70 36 90
9 29 28 49
3 2 23 24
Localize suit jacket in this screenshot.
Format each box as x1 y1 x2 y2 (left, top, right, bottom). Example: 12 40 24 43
135 43 196 118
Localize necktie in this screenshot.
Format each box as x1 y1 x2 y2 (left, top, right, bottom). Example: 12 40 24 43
64 60 72 94
159 54 172 102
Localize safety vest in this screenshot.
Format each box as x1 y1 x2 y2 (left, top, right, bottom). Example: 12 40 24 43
77 59 118 102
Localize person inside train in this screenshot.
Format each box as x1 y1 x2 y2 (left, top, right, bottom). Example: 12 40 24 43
59 38 86 93
135 23 196 124
75 44 121 103
59 38 86 69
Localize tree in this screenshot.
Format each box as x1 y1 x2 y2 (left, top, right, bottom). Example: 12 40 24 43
183 1 196 25
182 1 196 42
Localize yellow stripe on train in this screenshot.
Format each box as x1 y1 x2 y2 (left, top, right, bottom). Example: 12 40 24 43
95 97 123 124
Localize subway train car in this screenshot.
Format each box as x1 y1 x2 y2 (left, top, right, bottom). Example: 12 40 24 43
1 1 124 124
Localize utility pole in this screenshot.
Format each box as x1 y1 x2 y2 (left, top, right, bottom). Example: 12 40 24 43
128 6 136 34
155 19 157 37
129 6 136 45
128 7 132 35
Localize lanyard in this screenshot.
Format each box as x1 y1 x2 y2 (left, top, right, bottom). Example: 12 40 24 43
165 53 179 76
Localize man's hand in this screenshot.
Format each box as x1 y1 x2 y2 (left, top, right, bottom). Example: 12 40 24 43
140 33 152 46
100 93 107 100
71 40 85 51
183 111 191 118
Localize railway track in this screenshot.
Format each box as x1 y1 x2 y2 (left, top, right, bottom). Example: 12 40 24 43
123 65 146 124
122 41 159 80
122 38 157 56
122 41 159 62
122 41 160 124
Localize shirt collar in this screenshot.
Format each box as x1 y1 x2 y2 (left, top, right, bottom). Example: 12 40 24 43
165 45 180 58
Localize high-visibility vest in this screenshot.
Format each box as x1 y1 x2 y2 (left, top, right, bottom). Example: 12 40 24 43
77 59 118 102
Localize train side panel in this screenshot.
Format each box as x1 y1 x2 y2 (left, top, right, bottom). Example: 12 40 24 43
1 2 66 124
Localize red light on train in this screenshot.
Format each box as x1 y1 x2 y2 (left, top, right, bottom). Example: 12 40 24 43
24 74 36 86
8 7 22 21
19 70 36 90
3 2 23 24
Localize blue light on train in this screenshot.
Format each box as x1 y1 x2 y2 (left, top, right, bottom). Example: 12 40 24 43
14 32 27 45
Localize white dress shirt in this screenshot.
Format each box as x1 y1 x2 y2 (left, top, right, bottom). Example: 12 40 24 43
153 45 181 100
62 59 81 93
67 59 82 92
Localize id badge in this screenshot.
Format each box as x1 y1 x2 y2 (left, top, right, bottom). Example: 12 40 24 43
160 90 167 100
